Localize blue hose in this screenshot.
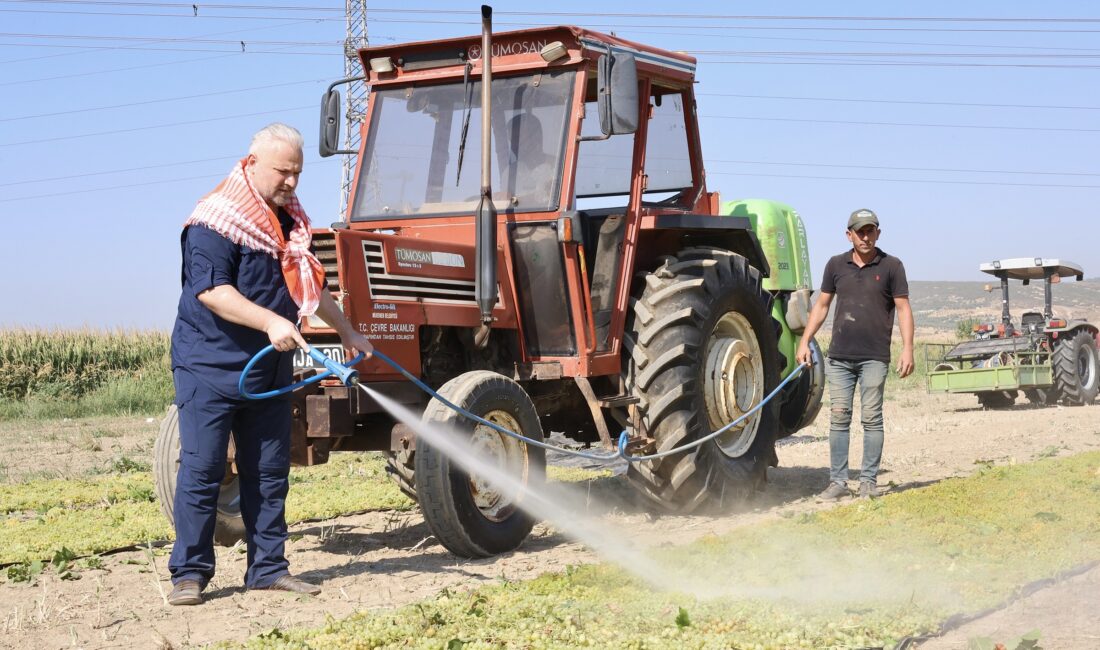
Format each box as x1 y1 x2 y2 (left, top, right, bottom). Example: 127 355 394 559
239 344 365 400
241 342 807 464
365 348 807 464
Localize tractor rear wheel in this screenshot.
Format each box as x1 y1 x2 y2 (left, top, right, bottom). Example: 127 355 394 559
977 391 1016 409
415 371 546 558
1023 388 1058 406
1053 330 1099 405
153 405 245 547
623 247 780 512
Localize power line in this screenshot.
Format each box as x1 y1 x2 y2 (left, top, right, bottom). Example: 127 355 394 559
9 153 1098 189
0 78 325 122
617 28 1100 53
14 33 1100 60
8 7 1100 34
707 170 1100 189
0 105 313 147
690 49 1100 58
5 158 1096 205
0 156 340 204
0 31 335 45
697 92 1100 112
0 41 335 54
12 3 1100 24
10 96 1100 151
698 58 1100 69
0 42 308 87
706 159 1100 178
0 16 327 64
703 113 1100 133
0 155 240 187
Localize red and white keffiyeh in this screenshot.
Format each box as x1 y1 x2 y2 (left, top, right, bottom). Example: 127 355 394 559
185 157 325 317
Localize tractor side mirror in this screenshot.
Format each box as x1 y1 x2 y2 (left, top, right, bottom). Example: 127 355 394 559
597 51 638 136
319 89 342 158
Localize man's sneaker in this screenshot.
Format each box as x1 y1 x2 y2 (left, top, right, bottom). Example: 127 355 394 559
858 482 879 500
816 482 849 502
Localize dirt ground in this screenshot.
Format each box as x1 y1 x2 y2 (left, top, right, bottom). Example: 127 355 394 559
2 390 1099 650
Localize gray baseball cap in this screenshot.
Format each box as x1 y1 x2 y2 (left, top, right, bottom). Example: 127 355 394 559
847 208 879 231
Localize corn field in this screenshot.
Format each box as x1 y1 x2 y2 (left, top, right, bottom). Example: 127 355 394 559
0 329 171 415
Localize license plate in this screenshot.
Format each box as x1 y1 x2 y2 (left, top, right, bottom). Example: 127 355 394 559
293 344 346 370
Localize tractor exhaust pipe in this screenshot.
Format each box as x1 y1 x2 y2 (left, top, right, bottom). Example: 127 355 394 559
473 4 496 349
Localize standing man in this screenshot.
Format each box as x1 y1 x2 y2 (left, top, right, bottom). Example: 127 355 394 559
168 123 373 605
796 208 914 501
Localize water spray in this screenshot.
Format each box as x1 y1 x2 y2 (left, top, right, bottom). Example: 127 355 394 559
238 345 958 611
360 383 731 597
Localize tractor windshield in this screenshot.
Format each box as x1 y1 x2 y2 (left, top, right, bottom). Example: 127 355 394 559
351 70 575 220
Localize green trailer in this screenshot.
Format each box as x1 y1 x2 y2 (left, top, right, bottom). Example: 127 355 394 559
927 258 1098 408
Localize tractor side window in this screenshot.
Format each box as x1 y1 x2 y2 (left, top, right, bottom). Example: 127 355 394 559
574 100 634 208
644 92 693 198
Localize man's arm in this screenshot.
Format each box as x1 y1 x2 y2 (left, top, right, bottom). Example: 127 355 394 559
198 285 306 352
313 290 375 358
894 296 914 378
795 291 834 366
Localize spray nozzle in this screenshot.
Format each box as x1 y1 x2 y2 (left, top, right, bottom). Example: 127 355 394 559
306 346 359 387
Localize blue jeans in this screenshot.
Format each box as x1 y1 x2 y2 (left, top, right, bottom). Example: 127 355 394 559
825 358 889 485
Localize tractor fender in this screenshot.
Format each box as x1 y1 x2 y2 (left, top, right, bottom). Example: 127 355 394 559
641 213 770 276
1048 321 1098 337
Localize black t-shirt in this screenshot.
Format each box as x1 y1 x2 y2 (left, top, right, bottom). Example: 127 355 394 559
820 248 909 362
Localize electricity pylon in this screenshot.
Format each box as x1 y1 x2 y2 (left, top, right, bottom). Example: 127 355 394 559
340 0 368 220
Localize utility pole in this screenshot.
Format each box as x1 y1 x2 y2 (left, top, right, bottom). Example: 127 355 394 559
341 0 368 220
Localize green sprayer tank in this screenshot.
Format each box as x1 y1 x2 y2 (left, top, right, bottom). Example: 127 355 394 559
722 199 813 377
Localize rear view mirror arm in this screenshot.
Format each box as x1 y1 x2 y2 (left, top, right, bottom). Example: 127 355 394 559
319 75 366 157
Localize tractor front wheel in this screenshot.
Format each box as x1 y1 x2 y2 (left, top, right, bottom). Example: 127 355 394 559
414 371 546 558
153 405 246 547
1054 330 1099 405
623 247 780 512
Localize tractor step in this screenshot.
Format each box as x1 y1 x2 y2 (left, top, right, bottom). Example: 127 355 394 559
597 394 639 408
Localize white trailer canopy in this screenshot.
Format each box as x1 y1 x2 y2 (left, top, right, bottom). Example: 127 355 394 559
979 258 1085 281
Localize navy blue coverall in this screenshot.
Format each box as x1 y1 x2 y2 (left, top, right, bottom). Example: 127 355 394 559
169 216 300 589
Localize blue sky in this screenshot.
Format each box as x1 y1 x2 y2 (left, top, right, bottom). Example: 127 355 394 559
2 1 1099 328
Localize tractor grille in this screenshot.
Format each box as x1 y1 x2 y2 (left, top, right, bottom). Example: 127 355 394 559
312 231 340 289
362 241 480 305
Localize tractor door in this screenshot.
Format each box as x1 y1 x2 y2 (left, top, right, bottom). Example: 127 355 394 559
572 95 639 353
510 67 649 367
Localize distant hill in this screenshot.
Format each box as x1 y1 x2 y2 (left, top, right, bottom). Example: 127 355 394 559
816 278 1099 338
907 279 1100 335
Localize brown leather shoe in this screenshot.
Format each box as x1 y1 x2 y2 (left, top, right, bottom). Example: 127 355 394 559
254 575 321 595
168 579 203 606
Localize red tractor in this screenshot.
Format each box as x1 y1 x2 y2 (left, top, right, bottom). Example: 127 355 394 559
156 8 823 557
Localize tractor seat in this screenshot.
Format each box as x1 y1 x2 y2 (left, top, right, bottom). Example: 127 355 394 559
1020 311 1045 333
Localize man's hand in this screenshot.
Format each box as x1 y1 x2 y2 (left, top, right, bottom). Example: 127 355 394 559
264 316 307 352
895 348 914 378
795 340 813 366
341 330 374 360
